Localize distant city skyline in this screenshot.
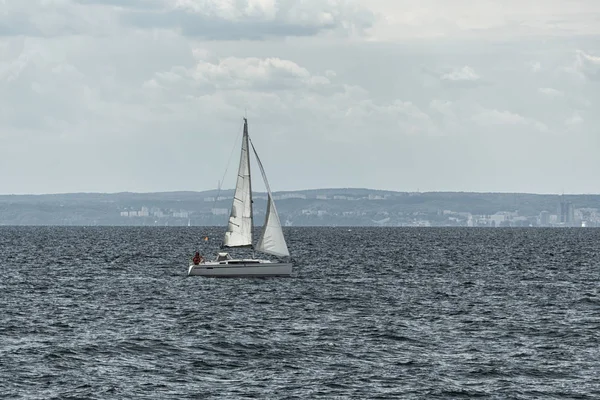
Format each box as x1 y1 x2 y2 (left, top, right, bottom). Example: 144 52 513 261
2 189 599 227
1 1 599 195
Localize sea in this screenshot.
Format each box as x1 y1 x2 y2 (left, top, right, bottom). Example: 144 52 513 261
1 226 599 399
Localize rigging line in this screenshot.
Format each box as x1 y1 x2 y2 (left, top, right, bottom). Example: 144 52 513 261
248 137 272 194
213 118 245 211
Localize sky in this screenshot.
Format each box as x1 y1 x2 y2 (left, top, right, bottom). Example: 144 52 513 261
0 0 599 195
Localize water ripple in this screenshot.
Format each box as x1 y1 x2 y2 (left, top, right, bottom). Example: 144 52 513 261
1 226 599 398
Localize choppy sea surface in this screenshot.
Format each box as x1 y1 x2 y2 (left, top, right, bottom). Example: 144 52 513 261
1 226 599 399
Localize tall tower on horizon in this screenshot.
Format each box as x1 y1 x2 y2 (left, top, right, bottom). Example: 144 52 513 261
558 197 575 226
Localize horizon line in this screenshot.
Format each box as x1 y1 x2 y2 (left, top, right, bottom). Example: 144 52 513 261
0 188 598 197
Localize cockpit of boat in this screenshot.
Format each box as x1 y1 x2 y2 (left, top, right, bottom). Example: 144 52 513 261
215 252 232 262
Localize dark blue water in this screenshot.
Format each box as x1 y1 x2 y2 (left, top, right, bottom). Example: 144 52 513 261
1 227 599 399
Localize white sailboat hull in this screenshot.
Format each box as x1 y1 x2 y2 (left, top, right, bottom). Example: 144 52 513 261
188 260 292 277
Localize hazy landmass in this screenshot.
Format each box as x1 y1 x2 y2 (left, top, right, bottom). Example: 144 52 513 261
0 189 598 227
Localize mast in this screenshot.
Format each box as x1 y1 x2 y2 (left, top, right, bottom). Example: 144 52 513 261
245 118 254 242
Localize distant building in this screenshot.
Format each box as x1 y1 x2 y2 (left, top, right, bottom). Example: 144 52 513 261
153 210 164 218
275 193 306 200
558 199 574 225
489 213 508 227
539 211 550 226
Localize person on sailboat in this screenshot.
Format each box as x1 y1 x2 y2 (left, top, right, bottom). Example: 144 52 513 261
192 251 203 265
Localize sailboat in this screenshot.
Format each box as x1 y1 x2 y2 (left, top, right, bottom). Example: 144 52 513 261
187 118 292 277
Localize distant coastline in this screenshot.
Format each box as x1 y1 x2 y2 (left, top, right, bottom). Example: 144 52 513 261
1 189 599 227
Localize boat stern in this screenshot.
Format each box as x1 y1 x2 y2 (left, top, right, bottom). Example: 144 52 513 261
187 264 196 276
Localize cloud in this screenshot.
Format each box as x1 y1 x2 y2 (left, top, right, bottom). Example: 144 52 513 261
473 109 526 125
145 52 337 98
572 50 600 81
471 108 549 133
0 39 143 144
343 99 439 136
422 65 484 88
0 0 119 37
429 99 462 133
0 0 374 40
441 66 480 82
429 100 553 137
528 61 542 73
121 0 375 40
429 99 455 117
367 0 600 41
566 112 584 126
539 87 563 97
74 0 164 9
142 50 439 140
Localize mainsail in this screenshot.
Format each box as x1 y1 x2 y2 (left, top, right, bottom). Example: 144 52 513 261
251 140 290 257
223 118 253 248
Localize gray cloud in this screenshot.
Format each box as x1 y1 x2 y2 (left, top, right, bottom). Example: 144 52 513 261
368 0 600 40
120 0 375 40
0 11 49 37
471 108 549 134
1 0 374 39
441 66 480 82
123 10 326 40
573 50 600 81
421 65 487 88
147 53 339 94
74 0 164 9
0 1 117 37
538 87 563 97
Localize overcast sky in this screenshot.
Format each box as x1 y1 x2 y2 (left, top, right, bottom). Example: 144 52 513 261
1 0 599 195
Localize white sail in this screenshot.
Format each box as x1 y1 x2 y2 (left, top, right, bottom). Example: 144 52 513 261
250 140 290 257
223 119 253 248
256 194 290 257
